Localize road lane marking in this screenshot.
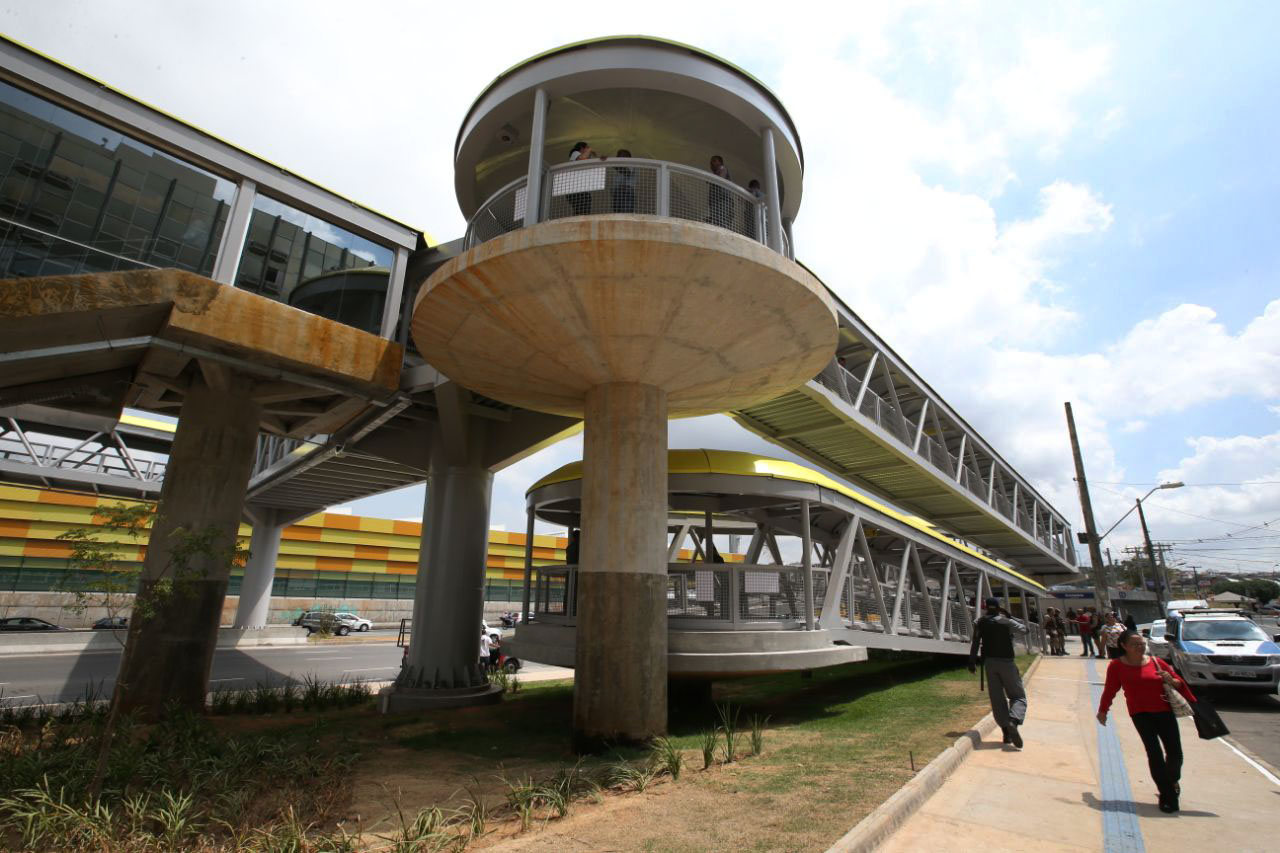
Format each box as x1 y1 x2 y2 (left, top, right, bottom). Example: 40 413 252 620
340 667 397 673
2 694 36 700
1220 737 1280 786
209 678 244 683
298 656 352 661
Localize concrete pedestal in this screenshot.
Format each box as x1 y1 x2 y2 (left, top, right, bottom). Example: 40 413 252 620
232 510 283 629
383 440 495 712
574 382 669 748
116 376 261 717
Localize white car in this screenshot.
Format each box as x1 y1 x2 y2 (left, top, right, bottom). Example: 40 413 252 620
298 610 373 635
1143 618 1172 661
1166 610 1280 692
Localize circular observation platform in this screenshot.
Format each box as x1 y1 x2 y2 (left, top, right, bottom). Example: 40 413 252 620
454 35 803 227
412 215 836 418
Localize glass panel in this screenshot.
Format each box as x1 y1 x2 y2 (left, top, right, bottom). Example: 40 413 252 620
226 573 243 596
285 570 317 598
344 573 373 599
315 575 345 598
371 579 400 599
0 80 235 278
232 194 393 333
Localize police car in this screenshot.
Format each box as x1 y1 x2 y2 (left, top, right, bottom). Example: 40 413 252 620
1165 608 1280 692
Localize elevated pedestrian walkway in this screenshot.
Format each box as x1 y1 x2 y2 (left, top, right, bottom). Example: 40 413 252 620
876 647 1277 852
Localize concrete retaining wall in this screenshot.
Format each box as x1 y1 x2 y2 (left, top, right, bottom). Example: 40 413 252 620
0 625 307 655
0 591 520 630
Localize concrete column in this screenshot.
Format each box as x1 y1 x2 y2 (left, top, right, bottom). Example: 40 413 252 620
574 382 668 749
233 509 283 628
761 128 785 254
383 434 500 710
116 374 261 717
524 87 548 226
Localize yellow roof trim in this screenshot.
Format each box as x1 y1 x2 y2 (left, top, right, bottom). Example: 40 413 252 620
529 449 1045 590
119 413 176 434
0 33 433 246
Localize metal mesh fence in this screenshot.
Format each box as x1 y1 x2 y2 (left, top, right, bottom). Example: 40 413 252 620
533 569 571 617
544 161 661 222
667 567 729 619
739 568 804 622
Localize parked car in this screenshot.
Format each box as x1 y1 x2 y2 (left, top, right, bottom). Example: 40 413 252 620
480 620 501 642
297 610 372 636
92 616 128 630
1142 618 1171 660
1165 608 1280 693
0 617 69 632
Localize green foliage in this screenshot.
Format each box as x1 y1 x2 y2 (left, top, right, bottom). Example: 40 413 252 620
0 710 358 851
652 735 684 780
700 728 719 769
1210 577 1279 602
716 701 741 762
749 714 770 756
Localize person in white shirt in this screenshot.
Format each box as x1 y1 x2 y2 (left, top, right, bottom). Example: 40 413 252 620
480 631 492 670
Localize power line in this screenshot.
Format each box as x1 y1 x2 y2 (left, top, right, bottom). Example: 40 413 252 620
1092 481 1280 487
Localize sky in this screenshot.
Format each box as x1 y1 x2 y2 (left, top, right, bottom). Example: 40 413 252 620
9 1 1280 576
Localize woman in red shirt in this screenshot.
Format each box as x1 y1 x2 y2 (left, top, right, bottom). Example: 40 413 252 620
1096 629 1196 813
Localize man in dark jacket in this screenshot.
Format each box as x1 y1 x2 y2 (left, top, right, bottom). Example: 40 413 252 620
969 596 1029 748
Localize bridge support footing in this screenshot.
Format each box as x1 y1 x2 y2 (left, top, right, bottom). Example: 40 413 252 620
233 509 283 629
382 432 495 709
116 374 261 719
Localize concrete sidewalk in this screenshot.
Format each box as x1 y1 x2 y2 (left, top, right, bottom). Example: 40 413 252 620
880 651 1278 852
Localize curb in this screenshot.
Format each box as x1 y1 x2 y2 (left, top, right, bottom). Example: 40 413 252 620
826 654 1044 853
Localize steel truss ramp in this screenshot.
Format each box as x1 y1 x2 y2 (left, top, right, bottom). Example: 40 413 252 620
732 284 1078 578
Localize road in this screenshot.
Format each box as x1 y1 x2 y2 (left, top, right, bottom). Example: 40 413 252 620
0 640 570 706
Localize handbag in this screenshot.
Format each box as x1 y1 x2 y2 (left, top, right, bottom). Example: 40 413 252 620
1153 658 1193 718
1190 697 1230 740
1153 658 1229 738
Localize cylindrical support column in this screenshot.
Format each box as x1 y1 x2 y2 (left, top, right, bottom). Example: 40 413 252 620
233 509 283 628
116 375 261 717
524 87 548 226
574 382 668 749
520 505 535 624
393 441 495 695
801 499 815 630
761 128 785 254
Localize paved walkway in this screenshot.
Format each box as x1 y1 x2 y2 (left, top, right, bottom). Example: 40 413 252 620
881 650 1278 852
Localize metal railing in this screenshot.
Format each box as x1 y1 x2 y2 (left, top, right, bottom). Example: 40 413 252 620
465 158 774 251
0 424 166 483
812 358 1072 561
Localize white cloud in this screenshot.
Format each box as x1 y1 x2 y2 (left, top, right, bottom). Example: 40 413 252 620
10 4 1277 574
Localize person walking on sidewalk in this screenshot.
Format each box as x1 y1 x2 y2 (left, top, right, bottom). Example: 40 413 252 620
1096 629 1196 813
968 596 1029 748
1099 612 1126 659
1077 609 1095 656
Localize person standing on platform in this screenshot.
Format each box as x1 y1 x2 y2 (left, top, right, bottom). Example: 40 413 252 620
969 596 1029 748
1096 629 1196 813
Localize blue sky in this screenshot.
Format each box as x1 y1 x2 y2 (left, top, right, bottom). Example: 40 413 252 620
9 1 1279 574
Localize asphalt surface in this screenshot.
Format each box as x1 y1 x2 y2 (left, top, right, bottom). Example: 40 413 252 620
0 639 567 706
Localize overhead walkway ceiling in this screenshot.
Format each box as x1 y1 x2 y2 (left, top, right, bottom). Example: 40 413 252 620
731 282 1079 579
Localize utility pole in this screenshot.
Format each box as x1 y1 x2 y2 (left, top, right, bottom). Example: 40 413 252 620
1064 402 1109 610
1135 499 1165 610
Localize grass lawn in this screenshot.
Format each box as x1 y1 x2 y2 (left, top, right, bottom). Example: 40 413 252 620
333 652 1036 851
0 653 1035 851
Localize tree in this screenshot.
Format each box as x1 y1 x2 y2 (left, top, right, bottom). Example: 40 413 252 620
56 500 248 801
1209 578 1279 603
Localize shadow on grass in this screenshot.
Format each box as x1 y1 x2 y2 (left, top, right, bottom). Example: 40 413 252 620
378 652 1002 762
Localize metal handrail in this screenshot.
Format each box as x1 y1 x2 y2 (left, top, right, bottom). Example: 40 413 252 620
464 157 771 250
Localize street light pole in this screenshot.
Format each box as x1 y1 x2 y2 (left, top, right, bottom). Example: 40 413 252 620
1135 498 1165 610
